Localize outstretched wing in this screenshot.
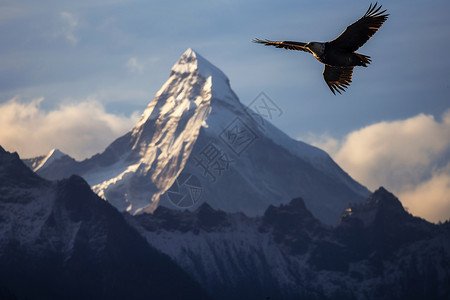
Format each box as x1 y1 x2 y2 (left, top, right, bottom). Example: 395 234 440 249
328 2 389 52
253 38 311 53
323 66 354 95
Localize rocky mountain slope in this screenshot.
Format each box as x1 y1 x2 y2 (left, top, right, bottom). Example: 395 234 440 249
0 146 209 299
128 187 450 300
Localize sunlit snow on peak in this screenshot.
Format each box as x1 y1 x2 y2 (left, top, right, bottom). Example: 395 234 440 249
171 48 229 83
33 148 66 172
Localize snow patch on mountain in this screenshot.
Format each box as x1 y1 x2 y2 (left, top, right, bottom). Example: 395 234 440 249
34 149 66 172
23 149 67 172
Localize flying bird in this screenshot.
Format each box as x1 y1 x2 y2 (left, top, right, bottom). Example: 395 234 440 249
253 3 388 95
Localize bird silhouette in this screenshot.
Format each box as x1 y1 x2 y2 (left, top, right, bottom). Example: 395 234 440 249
254 3 389 94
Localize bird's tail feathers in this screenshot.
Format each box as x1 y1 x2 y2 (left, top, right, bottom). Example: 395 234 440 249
355 53 371 67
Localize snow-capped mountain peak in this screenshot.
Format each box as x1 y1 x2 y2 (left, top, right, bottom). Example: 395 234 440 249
171 48 228 81
31 49 370 224
134 48 232 131
35 149 66 171
22 148 67 172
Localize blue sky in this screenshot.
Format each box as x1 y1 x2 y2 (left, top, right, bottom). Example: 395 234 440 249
1 0 449 134
1 0 449 222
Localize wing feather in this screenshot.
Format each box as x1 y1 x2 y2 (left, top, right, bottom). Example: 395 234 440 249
323 66 354 95
253 38 311 53
328 2 389 52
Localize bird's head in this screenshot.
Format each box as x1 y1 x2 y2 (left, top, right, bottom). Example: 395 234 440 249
305 42 325 56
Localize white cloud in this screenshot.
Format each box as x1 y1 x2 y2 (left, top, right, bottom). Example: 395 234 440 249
397 164 450 223
307 111 450 223
0 97 140 160
58 12 79 44
126 57 144 73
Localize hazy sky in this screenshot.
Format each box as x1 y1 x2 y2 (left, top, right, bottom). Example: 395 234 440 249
1 0 449 222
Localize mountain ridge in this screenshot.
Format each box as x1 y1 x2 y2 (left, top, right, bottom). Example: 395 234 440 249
28 48 369 224
128 187 450 299
0 147 210 299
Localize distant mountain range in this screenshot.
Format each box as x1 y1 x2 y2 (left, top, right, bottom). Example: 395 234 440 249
24 48 369 225
127 187 450 299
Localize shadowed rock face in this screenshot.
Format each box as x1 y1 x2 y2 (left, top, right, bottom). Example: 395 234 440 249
261 198 329 255
129 188 450 300
0 148 210 300
334 187 435 258
132 202 231 234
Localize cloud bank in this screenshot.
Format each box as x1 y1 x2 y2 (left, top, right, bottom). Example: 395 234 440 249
308 111 450 223
0 97 139 160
